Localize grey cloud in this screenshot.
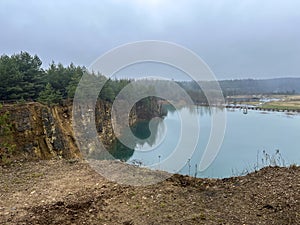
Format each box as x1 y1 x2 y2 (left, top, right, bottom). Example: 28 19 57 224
0 0 299 79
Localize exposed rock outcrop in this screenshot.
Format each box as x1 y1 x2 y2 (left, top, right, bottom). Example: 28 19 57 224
1 99 160 161
3 102 80 160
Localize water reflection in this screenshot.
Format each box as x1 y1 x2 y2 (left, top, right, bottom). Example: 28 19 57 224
107 139 134 161
111 105 300 178
108 116 165 161
110 104 216 162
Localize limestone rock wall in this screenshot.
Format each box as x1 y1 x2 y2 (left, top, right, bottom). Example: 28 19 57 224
1 99 159 161
3 102 80 160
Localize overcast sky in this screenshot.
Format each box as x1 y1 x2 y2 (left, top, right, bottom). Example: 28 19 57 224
0 0 300 79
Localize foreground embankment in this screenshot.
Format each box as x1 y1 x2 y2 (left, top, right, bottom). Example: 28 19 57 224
0 160 299 224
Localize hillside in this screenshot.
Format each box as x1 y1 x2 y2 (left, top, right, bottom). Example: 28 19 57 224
219 78 300 95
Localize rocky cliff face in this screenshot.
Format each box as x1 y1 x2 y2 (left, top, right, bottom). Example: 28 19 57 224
1 102 112 161
1 99 159 162
2 102 80 160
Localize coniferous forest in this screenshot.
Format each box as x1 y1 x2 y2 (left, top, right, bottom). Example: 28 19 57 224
0 52 132 105
1 52 300 106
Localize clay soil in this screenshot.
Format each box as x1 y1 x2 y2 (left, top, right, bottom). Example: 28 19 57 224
0 160 299 225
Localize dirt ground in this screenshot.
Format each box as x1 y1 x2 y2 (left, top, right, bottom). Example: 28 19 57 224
0 159 299 225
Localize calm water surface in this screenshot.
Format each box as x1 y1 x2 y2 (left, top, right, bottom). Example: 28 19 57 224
112 106 300 178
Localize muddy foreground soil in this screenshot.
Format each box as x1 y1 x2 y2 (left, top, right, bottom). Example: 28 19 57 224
0 160 299 225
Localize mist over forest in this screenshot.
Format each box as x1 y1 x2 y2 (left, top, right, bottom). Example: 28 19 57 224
1 52 299 105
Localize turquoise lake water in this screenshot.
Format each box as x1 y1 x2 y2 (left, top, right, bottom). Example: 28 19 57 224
111 106 300 178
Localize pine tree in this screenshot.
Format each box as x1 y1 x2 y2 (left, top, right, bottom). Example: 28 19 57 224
37 83 62 105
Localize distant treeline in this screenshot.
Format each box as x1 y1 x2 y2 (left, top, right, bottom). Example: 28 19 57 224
1 52 299 105
179 78 300 96
219 78 300 95
178 78 300 104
